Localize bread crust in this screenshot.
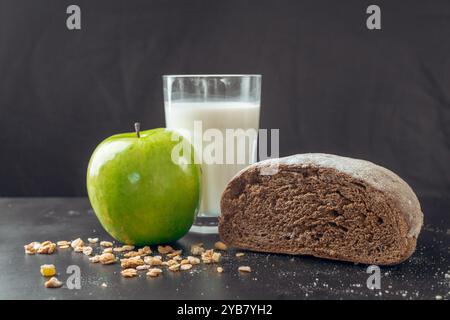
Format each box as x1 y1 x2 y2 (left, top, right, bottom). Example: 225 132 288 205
219 153 423 265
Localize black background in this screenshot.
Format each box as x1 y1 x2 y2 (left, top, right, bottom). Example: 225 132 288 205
0 0 449 197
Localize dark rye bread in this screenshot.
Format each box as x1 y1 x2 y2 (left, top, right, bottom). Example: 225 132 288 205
219 153 423 265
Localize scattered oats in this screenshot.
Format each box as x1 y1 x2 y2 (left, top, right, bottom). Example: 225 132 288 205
236 252 245 257
103 247 113 254
40 264 56 277
99 253 116 265
89 255 101 263
150 256 162 266
24 242 41 255
121 256 144 269
113 246 125 253
140 246 152 255
101 282 108 288
212 252 221 263
45 277 63 288
153 257 163 265
190 243 205 255
214 241 228 251
172 255 182 261
123 250 141 258
82 246 93 256
168 263 181 272
143 256 153 264
121 268 138 278
147 268 163 277
238 266 251 273
87 238 99 244
217 267 224 273
180 259 190 265
165 259 178 267
158 245 174 254
57 240 71 247
167 250 183 258
122 246 152 257
37 241 57 254
73 246 84 253
201 249 220 264
145 256 163 266
100 241 113 247
201 249 213 260
187 256 201 265
180 264 193 271
122 245 135 251
435 295 443 300
136 265 151 271
59 245 70 249
71 238 84 249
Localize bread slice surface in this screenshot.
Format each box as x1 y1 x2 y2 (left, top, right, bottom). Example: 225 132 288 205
219 153 423 265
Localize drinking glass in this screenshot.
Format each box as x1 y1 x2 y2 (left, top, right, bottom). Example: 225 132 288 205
163 75 261 233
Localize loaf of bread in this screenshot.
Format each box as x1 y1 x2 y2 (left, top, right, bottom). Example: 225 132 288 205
219 153 423 265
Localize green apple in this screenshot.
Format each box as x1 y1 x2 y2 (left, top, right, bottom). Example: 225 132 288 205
86 124 201 245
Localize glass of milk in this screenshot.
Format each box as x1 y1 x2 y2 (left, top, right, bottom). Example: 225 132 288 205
163 75 261 233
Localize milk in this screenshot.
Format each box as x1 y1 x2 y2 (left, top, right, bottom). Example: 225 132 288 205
165 102 260 216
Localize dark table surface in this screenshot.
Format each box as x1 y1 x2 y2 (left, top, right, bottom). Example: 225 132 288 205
0 197 449 300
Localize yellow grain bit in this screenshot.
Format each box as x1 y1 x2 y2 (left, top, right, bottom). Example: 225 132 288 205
40 264 56 277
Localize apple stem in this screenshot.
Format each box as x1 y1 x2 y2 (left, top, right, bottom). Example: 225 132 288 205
134 122 141 138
